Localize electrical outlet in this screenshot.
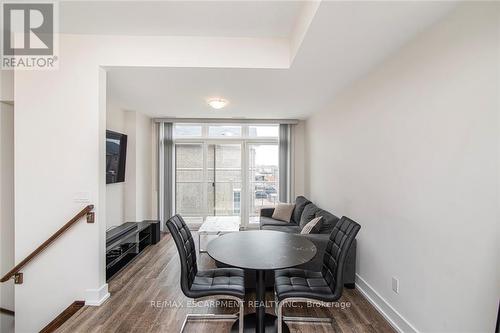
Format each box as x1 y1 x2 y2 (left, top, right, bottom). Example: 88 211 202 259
74 191 91 203
392 277 399 294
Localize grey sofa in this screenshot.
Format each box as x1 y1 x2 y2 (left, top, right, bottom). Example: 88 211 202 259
258 196 357 289
215 196 357 290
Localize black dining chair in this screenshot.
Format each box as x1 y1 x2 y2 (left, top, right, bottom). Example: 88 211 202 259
166 214 245 333
274 216 361 333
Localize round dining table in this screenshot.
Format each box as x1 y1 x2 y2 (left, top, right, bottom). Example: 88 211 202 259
206 230 317 333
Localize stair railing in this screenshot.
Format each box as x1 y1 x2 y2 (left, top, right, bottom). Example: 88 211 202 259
0 205 95 284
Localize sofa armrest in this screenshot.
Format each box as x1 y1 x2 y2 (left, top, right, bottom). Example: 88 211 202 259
260 207 275 218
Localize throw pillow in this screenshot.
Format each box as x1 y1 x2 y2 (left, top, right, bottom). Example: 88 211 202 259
299 203 320 228
300 216 323 234
292 196 312 224
272 203 295 223
315 209 340 234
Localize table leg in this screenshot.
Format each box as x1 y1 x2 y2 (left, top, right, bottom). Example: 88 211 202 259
256 270 265 333
230 269 290 333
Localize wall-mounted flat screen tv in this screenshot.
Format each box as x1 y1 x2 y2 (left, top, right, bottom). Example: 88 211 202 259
106 130 127 184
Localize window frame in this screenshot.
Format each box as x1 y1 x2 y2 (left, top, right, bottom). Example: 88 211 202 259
173 123 279 228
173 123 279 141
173 123 203 138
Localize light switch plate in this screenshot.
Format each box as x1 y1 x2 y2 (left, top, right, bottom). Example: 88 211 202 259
74 191 90 203
392 277 399 294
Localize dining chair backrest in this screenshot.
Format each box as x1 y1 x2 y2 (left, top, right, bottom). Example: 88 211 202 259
321 216 361 299
166 214 198 296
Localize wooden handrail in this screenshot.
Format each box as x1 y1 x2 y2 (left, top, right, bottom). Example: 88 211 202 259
0 205 94 284
0 307 15 316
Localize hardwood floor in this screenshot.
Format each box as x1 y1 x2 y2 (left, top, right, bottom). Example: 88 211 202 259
57 234 395 333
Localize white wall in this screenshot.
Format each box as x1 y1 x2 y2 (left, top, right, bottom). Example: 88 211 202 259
0 102 15 333
134 111 154 221
105 103 126 229
123 110 137 222
292 120 306 198
0 71 14 102
304 3 499 332
14 34 288 332
106 105 155 230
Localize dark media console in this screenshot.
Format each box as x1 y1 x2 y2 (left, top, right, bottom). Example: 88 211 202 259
106 220 160 281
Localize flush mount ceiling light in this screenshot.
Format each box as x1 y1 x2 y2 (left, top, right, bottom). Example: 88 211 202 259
207 98 228 110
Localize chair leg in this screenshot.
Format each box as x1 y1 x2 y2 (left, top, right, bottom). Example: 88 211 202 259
274 291 279 316
277 300 284 333
179 296 245 333
239 299 244 333
180 313 189 333
276 297 334 332
283 316 332 323
180 314 239 333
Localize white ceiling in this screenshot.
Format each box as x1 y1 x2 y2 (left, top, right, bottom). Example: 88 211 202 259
60 1 302 38
105 1 457 119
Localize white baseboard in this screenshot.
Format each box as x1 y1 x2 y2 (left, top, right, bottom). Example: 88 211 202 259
355 274 419 333
85 284 110 306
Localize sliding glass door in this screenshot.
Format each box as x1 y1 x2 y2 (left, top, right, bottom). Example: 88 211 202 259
175 143 205 224
173 124 280 228
248 144 279 223
207 143 242 216
175 142 242 225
